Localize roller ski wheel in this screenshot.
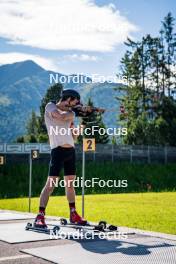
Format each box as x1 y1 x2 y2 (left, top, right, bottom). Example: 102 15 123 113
53 226 60 235
25 222 32 230
108 225 118 231
93 221 106 232
98 221 107 228
60 218 67 225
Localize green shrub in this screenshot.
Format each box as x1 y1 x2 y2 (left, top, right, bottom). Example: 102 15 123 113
0 162 176 198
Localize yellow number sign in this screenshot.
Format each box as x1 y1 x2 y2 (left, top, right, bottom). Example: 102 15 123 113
31 150 39 160
0 156 5 165
83 138 95 152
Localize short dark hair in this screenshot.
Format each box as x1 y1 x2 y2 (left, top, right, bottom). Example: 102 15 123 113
61 89 80 102
61 95 76 102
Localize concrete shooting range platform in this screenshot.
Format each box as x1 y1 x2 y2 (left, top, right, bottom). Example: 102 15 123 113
0 221 84 243
0 211 132 244
0 222 127 244
0 210 34 221
21 236 176 264
0 222 53 243
0 210 176 264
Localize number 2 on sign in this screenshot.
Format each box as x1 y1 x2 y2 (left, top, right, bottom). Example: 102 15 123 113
83 138 95 152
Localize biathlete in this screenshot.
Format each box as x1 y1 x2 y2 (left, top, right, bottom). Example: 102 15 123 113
34 89 87 228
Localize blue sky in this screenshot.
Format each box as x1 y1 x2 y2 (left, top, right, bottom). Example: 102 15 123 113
0 0 175 80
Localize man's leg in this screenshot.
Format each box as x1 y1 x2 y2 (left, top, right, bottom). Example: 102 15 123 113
39 176 59 213
34 176 59 227
64 147 87 224
40 146 63 214
64 175 87 224
64 175 76 212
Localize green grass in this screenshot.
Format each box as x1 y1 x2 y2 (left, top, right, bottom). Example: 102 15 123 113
0 192 175 235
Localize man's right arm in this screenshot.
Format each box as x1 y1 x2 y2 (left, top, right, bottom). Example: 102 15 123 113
46 102 74 121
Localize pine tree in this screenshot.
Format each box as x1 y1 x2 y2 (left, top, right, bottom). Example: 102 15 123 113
26 110 39 136
116 13 176 146
161 13 176 96
16 136 25 143
38 83 63 136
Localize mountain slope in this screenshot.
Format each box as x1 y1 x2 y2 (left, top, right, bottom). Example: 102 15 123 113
0 60 121 142
0 60 44 88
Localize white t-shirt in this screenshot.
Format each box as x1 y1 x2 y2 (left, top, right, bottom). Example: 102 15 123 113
45 102 75 149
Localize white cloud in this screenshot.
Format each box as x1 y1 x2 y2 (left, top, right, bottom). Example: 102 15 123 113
65 54 98 62
0 0 138 52
0 52 59 71
0 95 11 106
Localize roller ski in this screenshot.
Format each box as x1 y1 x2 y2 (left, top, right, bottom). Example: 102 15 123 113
60 217 118 232
25 213 60 235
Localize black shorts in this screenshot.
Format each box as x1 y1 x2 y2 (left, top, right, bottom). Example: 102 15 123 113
48 146 76 176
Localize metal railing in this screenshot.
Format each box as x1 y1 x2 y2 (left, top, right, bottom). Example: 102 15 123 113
1 143 176 163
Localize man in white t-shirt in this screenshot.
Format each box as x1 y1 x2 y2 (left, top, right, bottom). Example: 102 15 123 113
34 89 87 227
